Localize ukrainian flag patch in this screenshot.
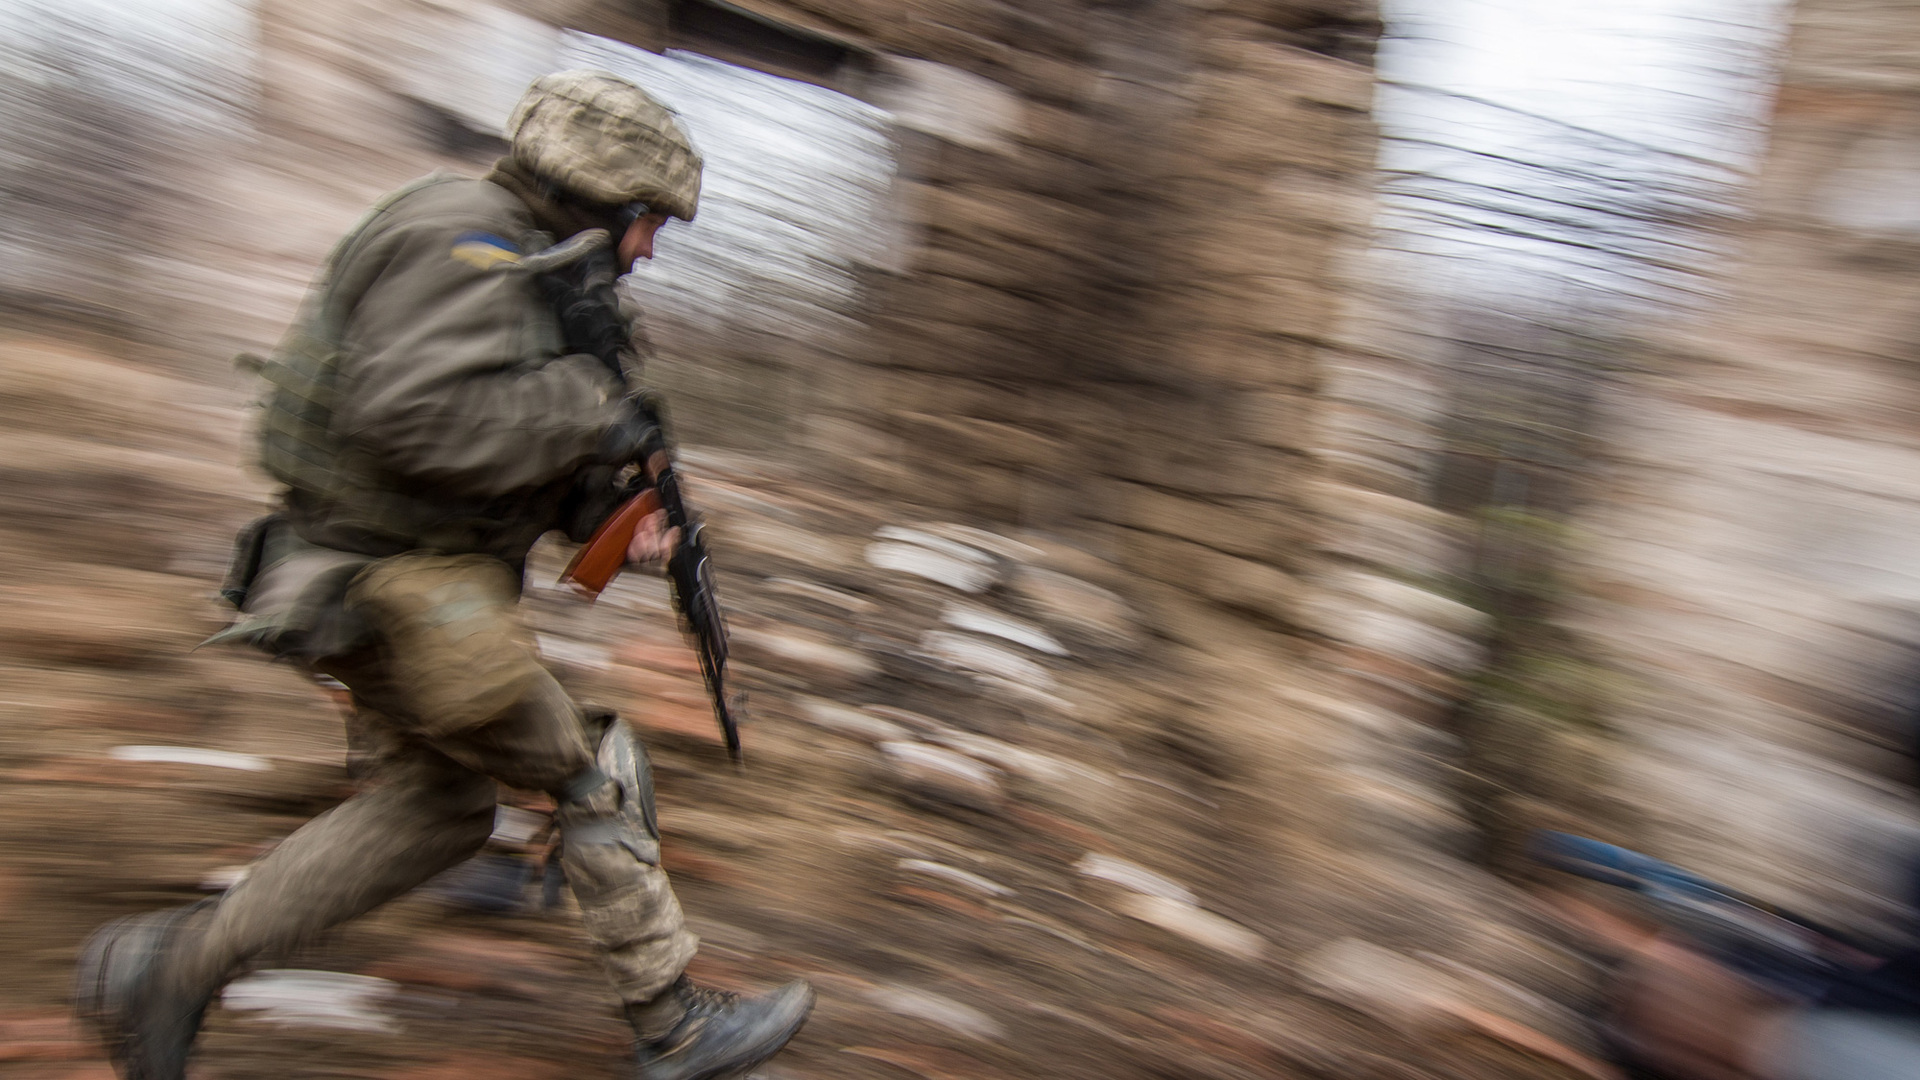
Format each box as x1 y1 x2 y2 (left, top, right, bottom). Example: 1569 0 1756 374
450 232 522 270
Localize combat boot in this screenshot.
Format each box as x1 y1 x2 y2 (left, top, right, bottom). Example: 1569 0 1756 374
626 976 815 1080
73 904 218 1080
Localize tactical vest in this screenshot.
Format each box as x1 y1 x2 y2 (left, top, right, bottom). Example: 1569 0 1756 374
255 175 460 505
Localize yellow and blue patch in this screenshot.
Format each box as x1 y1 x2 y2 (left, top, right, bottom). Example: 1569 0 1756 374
450 232 522 271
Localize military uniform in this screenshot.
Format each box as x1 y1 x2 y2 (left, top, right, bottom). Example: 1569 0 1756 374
77 71 811 1080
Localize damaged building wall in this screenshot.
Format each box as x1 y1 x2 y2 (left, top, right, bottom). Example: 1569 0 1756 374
1567 0 1920 934
490 0 1388 642
0 0 1386 640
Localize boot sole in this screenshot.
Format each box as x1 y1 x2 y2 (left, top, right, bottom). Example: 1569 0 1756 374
669 984 816 1080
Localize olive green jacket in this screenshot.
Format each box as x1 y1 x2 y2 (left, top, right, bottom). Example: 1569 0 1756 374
223 173 629 655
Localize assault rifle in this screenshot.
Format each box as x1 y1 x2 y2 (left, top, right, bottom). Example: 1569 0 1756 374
535 230 743 765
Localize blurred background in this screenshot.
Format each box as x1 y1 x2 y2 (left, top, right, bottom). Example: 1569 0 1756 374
2 0 1918 1077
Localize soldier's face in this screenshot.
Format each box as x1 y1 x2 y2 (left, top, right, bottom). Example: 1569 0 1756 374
619 212 672 267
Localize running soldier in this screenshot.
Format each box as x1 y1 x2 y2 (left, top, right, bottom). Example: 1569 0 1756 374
74 70 813 1080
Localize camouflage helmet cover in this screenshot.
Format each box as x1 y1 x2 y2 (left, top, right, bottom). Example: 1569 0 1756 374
507 69 703 221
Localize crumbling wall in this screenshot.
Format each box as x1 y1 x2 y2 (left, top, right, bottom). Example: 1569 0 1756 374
729 0 1385 622
5 0 1388 634
1567 0 1920 933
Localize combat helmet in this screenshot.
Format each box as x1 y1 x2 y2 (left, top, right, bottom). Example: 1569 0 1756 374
507 70 703 221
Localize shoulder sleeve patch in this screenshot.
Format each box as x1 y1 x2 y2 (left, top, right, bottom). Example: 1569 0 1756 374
450 232 523 270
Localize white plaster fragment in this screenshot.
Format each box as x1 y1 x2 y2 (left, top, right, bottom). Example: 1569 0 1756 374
865 542 995 592
931 731 1097 787
942 602 1067 656
222 970 399 1033
898 858 1014 898
873 525 995 564
879 741 1001 789
1074 852 1197 906
109 745 271 772
972 673 1076 715
915 522 1042 562
1299 938 1459 1027
1116 894 1266 960
920 631 1056 690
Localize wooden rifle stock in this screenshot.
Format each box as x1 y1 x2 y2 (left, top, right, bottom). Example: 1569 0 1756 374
560 486 662 598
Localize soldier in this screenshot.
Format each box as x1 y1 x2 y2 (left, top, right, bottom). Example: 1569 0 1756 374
73 70 814 1080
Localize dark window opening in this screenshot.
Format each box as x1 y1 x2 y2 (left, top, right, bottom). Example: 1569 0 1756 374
410 99 510 162
666 0 872 97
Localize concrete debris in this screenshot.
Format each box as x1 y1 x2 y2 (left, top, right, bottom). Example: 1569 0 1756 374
897 858 1014 898
879 741 1001 788
107 746 271 772
873 525 996 565
862 704 946 734
835 827 926 859
1118 770 1218 808
971 673 1076 715
913 522 1041 562
930 730 1093 787
878 740 1004 810
222 970 399 1033
919 631 1056 690
864 541 997 592
1300 942 1619 1077
1073 852 1197 905
941 602 1067 656
1114 893 1266 960
885 830 1001 869
724 519 856 570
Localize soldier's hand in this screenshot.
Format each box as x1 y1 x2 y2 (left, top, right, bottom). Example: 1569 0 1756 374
626 508 680 567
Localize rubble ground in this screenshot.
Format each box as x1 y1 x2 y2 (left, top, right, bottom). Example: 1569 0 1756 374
0 333 1595 1080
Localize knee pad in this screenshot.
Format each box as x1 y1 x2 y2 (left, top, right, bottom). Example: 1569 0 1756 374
558 717 660 866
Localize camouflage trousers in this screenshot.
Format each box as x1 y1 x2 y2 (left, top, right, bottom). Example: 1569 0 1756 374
168 553 699 1006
